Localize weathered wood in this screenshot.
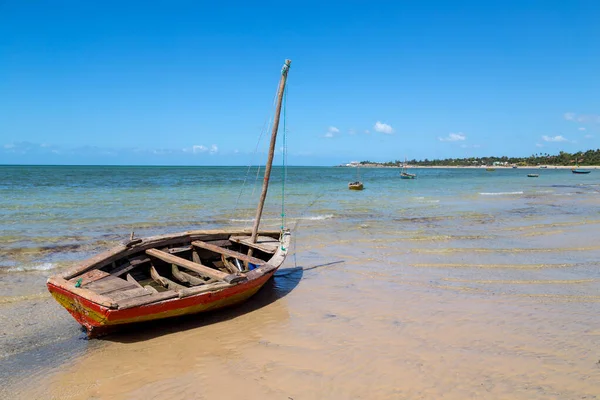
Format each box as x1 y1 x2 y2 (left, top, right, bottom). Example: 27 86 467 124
250 59 291 244
221 255 240 273
178 282 232 298
112 256 150 277
180 271 208 285
150 265 169 287
165 245 192 254
149 266 184 291
85 275 138 295
109 287 153 302
145 248 245 283
117 290 179 309
61 230 280 280
47 277 117 309
72 270 111 286
191 240 266 266
171 264 189 283
192 250 201 264
230 235 280 254
144 285 158 294
126 273 142 288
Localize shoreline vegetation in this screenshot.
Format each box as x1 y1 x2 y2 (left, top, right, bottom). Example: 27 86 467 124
338 149 600 168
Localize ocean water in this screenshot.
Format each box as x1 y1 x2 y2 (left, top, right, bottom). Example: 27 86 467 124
1 165 600 399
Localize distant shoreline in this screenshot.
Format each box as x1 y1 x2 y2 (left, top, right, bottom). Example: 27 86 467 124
337 164 600 169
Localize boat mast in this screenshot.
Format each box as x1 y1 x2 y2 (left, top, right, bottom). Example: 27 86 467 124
249 59 291 245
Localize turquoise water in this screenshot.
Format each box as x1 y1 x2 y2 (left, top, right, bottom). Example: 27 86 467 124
2 165 600 398
1 165 599 271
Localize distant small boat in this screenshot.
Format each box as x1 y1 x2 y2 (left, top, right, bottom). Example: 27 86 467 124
486 168 495 172
349 166 364 190
572 169 591 174
527 174 539 177
348 182 364 190
539 166 548 169
512 165 518 169
400 158 416 179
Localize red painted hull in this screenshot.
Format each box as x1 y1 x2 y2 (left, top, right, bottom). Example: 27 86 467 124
48 268 277 337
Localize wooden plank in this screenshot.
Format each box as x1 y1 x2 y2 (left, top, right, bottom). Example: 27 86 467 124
230 235 280 254
179 282 232 298
126 273 143 288
112 256 150 277
108 287 153 302
191 240 266 266
84 275 138 295
171 264 206 286
145 248 245 284
71 270 110 287
117 290 179 310
150 266 185 291
61 230 280 280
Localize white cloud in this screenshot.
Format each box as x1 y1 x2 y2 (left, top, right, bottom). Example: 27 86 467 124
324 126 340 138
564 112 600 124
439 132 466 142
210 144 218 154
535 143 545 148
192 145 208 153
542 135 568 142
373 121 394 134
578 127 586 131
3 143 15 149
584 134 594 139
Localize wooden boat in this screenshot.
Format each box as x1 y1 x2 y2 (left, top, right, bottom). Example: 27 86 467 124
348 181 364 190
527 173 539 177
572 168 591 174
47 59 293 337
400 158 416 179
348 165 364 190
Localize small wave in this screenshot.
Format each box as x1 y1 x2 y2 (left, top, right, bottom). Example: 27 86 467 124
479 191 524 196
303 214 334 221
4 263 58 272
230 214 334 222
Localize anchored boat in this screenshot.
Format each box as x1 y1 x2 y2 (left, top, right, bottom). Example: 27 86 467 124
400 159 416 179
47 59 293 337
348 165 364 190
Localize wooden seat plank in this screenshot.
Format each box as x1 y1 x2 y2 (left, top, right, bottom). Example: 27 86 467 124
108 287 153 302
145 248 246 284
191 240 266 266
84 275 138 295
230 235 280 254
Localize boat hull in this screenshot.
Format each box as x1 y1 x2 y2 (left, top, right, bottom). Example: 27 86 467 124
348 183 364 190
46 229 290 337
572 169 591 174
47 269 276 337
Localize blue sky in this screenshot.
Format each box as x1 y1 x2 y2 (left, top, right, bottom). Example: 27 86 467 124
1 0 599 166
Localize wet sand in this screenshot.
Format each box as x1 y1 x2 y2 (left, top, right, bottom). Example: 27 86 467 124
4 214 600 400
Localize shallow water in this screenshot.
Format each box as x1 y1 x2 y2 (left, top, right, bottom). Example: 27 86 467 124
1 166 599 399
